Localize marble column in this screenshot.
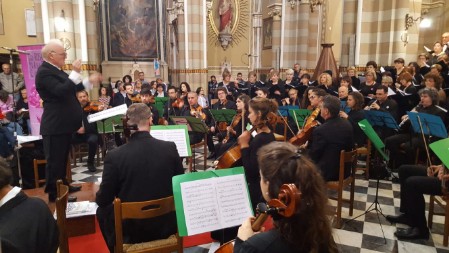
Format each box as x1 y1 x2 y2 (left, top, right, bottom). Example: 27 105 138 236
268 3 282 70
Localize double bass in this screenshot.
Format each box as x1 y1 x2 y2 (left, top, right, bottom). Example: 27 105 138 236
215 184 302 253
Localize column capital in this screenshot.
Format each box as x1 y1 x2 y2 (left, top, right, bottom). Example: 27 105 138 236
268 3 282 21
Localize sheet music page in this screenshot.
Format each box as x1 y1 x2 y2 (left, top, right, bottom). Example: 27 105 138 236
87 104 127 123
216 175 252 226
387 87 396 96
181 179 221 235
180 174 252 235
151 128 189 157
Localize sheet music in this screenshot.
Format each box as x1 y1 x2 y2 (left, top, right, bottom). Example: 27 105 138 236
387 87 396 96
17 135 42 144
351 86 359 92
151 128 189 157
180 174 252 235
87 104 127 123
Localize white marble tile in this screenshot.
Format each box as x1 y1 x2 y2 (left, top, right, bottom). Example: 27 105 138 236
333 228 363 248
363 221 397 240
71 173 91 181
397 240 437 253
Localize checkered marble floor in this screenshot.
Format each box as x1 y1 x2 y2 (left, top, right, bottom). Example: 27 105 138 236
71 148 449 253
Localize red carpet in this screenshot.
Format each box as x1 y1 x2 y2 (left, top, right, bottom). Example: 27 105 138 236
69 217 274 252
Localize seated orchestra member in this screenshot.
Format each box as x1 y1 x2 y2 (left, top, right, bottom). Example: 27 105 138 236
72 90 102 172
234 142 338 253
98 86 112 108
366 60 383 84
308 95 354 181
386 164 448 240
164 86 184 122
365 85 399 139
96 103 184 252
339 75 353 92
281 88 301 106
340 91 366 147
213 94 250 160
212 87 237 110
0 90 23 136
133 80 143 95
182 92 215 156
112 82 134 107
208 75 218 101
238 97 278 210
385 87 447 169
423 72 447 106
140 87 160 125
0 158 59 253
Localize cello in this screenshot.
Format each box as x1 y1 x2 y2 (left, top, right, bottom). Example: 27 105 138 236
214 112 277 169
289 107 320 146
215 184 302 253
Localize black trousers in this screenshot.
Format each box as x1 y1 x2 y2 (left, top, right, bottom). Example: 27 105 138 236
385 134 423 169
43 134 72 195
398 164 442 229
72 133 99 164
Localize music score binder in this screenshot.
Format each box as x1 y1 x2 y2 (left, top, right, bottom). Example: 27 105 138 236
407 112 448 139
170 116 209 134
278 105 299 117
172 167 253 236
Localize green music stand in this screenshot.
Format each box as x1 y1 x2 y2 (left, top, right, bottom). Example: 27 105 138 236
155 97 169 106
96 114 124 157
153 103 165 119
429 138 449 170
210 109 236 124
289 109 311 128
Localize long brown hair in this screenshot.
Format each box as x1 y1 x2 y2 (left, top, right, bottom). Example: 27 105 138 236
258 142 338 253
248 97 278 130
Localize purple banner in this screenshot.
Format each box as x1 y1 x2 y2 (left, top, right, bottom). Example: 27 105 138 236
18 44 45 136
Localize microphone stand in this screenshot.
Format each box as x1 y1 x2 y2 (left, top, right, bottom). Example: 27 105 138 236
1 47 28 187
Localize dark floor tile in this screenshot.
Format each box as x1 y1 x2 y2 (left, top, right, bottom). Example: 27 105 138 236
368 181 393 190
341 218 364 233
361 234 397 252
393 191 400 198
336 244 361 253
79 176 100 183
366 195 394 206
354 185 369 194
364 211 391 226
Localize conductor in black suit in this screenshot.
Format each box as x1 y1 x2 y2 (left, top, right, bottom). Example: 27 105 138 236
36 39 101 201
309 95 354 181
96 103 184 252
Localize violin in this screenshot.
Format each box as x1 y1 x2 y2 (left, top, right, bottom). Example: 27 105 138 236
172 98 184 108
83 101 102 112
130 94 142 103
289 107 320 146
215 184 302 253
215 112 277 169
190 105 207 120
224 113 242 142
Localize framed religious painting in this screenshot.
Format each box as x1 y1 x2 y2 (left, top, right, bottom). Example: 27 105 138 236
262 17 272 50
105 0 160 61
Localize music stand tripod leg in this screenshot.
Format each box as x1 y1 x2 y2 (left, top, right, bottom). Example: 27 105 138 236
345 153 387 244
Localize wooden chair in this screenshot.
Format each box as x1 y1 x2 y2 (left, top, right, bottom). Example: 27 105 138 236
33 158 72 188
56 180 69 253
355 140 371 180
326 150 357 228
71 143 101 167
33 159 47 188
113 196 183 253
188 134 207 172
428 194 449 246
